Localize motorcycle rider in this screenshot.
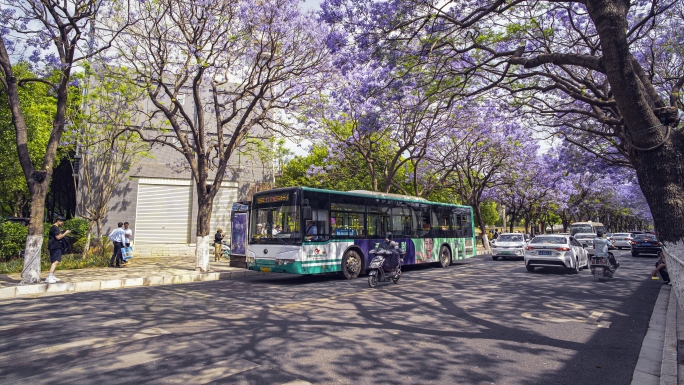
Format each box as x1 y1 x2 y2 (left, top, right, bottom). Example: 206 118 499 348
593 230 619 268
379 232 400 273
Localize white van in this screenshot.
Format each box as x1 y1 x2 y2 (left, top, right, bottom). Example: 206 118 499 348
569 221 605 236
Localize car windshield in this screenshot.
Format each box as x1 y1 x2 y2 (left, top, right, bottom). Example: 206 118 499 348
497 235 524 242
530 236 568 245
634 234 657 241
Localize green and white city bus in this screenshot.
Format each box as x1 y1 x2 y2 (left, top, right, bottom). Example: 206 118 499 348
244 187 476 279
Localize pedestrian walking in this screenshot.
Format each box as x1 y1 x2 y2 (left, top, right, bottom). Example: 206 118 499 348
214 228 225 262
108 222 127 268
45 216 70 284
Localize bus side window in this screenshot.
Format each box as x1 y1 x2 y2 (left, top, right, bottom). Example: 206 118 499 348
462 212 473 237
408 203 431 238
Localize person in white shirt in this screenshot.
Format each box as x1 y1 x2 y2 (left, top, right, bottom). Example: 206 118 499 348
108 222 127 268
124 222 132 247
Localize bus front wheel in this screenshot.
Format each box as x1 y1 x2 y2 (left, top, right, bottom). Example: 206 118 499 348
340 250 362 279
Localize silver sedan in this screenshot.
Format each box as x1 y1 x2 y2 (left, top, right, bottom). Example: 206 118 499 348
524 234 589 274
610 233 633 249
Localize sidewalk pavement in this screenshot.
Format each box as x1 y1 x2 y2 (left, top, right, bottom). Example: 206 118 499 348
0 256 270 300
631 284 684 385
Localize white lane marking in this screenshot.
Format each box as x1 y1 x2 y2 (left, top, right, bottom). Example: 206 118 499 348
11 341 207 385
101 317 140 327
586 311 604 323
281 381 314 385
147 358 260 384
0 327 170 361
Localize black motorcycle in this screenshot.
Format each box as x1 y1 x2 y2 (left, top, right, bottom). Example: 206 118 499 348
367 246 405 288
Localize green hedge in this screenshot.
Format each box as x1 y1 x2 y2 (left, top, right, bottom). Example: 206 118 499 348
0 222 28 261
64 218 90 241
0 252 111 274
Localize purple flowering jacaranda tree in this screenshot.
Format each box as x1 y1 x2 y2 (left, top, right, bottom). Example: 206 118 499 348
108 0 330 271
321 0 684 279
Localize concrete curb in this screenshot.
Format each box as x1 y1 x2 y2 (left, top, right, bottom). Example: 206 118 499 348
0 269 272 300
631 285 679 385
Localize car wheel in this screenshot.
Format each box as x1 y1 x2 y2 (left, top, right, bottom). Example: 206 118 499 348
492 256 499 261
340 250 362 279
526 264 535 272
568 258 579 274
632 252 638 258
439 246 451 268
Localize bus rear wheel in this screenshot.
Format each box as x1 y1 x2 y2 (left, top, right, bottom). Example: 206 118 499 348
340 250 362 279
439 246 451 268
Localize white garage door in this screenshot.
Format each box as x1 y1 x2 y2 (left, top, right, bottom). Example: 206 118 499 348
135 183 192 244
210 186 238 240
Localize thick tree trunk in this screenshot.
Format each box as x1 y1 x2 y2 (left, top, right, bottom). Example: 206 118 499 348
587 0 684 307
81 221 94 259
587 0 684 242
194 191 214 272
473 204 490 251
21 184 49 284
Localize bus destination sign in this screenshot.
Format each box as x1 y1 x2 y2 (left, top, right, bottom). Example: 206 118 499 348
256 194 289 204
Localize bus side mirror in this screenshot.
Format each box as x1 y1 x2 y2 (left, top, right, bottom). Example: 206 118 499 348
302 206 312 220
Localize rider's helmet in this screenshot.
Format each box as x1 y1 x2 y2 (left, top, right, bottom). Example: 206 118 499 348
597 230 604 237
385 232 393 241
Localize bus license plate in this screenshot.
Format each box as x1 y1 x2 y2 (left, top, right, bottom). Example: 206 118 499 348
261 267 271 272
539 251 551 255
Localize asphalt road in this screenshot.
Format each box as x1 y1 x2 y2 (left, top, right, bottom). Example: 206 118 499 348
0 249 664 385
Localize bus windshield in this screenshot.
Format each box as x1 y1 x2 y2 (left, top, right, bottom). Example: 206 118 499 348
569 224 592 235
250 204 301 244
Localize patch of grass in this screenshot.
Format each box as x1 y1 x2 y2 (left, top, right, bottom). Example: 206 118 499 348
0 253 111 274
0 258 24 274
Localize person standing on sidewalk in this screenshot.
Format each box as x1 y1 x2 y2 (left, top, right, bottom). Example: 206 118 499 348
123 222 132 248
214 228 225 262
122 222 133 266
108 222 127 268
46 216 70 284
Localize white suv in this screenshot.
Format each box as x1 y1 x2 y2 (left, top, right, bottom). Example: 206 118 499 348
491 233 528 260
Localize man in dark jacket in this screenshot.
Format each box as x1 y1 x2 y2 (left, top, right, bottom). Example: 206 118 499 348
214 228 225 262
379 233 400 273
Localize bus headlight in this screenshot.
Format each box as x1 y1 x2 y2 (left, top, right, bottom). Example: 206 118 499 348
247 257 255 264
276 259 295 265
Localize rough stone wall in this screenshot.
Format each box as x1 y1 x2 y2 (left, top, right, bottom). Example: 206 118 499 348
664 243 684 313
